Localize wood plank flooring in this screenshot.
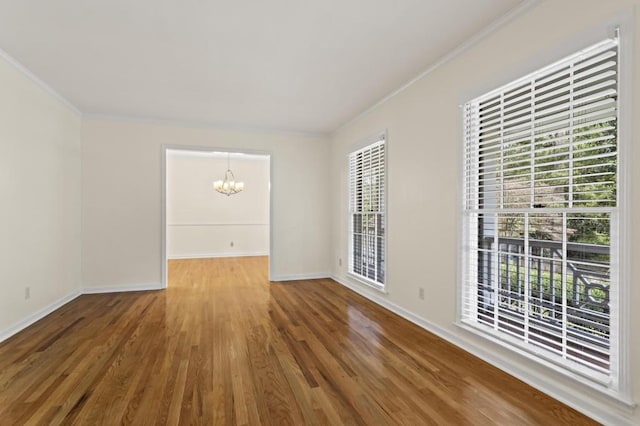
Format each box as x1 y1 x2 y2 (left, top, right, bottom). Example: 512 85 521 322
0 257 598 425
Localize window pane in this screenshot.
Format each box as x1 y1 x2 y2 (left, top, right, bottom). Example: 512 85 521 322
463 38 618 379
349 139 385 286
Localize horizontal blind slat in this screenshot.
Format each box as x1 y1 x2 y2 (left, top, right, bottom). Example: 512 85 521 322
462 37 617 376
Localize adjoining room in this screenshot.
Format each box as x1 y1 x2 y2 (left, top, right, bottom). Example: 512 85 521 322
165 148 271 286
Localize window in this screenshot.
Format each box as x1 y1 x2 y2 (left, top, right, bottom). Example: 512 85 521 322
462 37 620 385
349 136 386 288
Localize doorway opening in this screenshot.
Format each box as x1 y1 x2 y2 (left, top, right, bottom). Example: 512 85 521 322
161 147 272 288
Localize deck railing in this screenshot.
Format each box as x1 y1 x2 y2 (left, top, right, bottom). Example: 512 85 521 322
476 236 610 367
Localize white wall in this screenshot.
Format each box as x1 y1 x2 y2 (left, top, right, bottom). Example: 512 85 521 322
330 1 640 424
82 118 331 288
0 52 82 337
167 151 270 259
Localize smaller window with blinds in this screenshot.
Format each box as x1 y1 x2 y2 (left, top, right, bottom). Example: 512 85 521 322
462 37 620 386
349 136 386 289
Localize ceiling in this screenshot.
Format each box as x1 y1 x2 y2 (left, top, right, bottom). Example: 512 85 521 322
0 0 525 134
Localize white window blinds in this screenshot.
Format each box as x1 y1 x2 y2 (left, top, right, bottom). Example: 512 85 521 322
349 137 386 287
462 38 619 382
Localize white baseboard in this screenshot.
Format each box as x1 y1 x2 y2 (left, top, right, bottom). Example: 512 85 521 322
0 289 82 344
81 283 163 294
168 251 268 260
0 271 321 343
0 283 162 343
270 272 330 282
330 275 635 426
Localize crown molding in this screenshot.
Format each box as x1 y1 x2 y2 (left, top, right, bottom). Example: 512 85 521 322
0 47 82 117
332 0 540 136
83 113 329 139
0 1 539 136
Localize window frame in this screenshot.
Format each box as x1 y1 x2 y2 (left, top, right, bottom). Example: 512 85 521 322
348 132 387 291
458 30 632 403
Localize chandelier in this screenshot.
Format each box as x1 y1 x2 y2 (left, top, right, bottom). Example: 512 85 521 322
213 153 244 196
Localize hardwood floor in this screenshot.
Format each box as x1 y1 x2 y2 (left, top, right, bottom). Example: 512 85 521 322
0 257 597 425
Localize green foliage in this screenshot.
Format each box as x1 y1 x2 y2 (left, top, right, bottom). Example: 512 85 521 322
481 120 616 247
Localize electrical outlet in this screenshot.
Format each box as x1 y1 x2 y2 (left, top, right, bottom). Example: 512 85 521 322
230 241 234 247
25 287 30 300
338 258 342 267
419 287 425 300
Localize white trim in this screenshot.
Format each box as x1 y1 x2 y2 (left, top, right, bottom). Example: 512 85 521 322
81 283 163 294
268 151 274 282
168 252 268 260
330 275 636 425
458 11 631 106
346 272 388 294
457 25 631 392
383 130 392 295
0 47 82 116
332 0 539 135
614 13 634 403
348 130 386 154
83 113 327 138
0 289 82 343
459 15 635 406
166 150 271 161
347 133 387 289
468 38 618 105
270 272 330 282
161 145 274 287
459 319 611 388
162 147 168 289
164 145 273 158
456 321 635 407
168 223 269 227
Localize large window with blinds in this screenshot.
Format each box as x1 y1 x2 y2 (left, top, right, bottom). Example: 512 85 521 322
462 38 620 384
349 136 386 288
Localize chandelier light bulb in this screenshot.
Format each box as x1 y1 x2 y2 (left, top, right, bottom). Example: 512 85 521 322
213 153 244 196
